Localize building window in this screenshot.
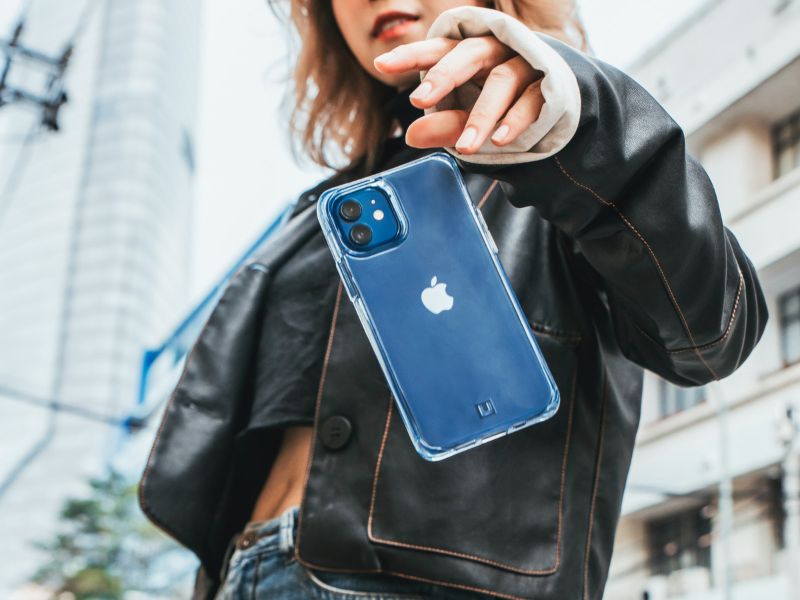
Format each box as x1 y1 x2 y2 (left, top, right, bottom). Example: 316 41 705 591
659 379 705 418
648 507 712 576
774 109 800 179
766 476 785 550
779 286 800 366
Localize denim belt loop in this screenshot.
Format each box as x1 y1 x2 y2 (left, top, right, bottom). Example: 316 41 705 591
279 506 296 554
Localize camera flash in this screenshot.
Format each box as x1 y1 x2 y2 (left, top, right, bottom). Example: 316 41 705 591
373 209 385 221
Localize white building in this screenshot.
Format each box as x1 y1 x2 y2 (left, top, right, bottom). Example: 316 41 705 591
606 0 800 599
0 0 200 593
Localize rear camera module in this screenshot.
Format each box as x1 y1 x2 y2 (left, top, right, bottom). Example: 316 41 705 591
339 199 362 221
349 224 372 246
330 186 401 253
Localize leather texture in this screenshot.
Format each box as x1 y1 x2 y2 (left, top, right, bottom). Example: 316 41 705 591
138 34 768 600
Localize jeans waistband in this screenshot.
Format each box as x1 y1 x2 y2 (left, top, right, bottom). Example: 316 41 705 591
219 505 299 583
237 504 299 553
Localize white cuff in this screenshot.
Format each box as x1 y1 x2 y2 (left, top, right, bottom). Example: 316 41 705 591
421 6 581 165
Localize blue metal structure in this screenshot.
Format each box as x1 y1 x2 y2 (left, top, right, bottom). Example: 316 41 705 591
124 200 296 432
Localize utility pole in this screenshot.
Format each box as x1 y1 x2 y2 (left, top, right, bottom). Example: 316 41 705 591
708 381 734 600
0 14 74 222
778 404 800 600
0 18 70 129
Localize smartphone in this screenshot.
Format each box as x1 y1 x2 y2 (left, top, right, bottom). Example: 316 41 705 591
316 151 559 461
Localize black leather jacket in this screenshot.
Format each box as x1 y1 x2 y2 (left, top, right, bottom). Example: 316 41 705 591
138 36 768 600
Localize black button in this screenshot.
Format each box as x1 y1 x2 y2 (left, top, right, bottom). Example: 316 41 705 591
319 415 353 450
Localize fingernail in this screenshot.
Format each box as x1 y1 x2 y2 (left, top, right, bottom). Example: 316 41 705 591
375 50 397 64
491 124 509 144
410 81 432 100
456 126 477 150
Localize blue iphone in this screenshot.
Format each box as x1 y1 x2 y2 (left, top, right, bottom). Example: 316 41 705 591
316 151 559 461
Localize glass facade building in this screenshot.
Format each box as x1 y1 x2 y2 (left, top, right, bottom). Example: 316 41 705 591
0 0 200 591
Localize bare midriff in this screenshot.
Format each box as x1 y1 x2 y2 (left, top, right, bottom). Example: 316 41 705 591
248 424 314 524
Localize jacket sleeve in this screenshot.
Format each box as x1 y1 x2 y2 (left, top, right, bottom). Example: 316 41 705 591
425 7 769 386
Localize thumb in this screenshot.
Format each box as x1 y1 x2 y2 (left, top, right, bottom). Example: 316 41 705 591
405 109 469 149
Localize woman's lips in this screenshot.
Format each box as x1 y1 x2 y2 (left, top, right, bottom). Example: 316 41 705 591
371 13 420 42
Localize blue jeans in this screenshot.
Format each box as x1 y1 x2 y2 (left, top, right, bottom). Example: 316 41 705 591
215 505 497 599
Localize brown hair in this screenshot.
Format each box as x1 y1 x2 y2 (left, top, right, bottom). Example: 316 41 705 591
267 0 591 177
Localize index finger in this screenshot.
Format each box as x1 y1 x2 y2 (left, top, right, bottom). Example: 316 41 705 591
373 37 459 73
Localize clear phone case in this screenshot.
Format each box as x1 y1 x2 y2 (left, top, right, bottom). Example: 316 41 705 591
316 151 559 461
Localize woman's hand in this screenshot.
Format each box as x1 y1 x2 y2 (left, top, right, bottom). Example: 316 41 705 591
374 36 545 155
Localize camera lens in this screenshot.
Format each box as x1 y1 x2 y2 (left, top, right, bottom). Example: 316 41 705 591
349 224 372 246
339 199 362 221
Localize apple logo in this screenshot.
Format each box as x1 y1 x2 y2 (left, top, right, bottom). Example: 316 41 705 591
421 276 454 314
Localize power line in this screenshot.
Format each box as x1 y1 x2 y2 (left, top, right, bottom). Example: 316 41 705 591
14 0 36 24
0 0 100 223
0 24 68 121
0 127 44 144
0 0 100 119
0 383 126 427
65 0 99 53
0 406 56 500
0 405 57 501
0 373 140 502
0 120 41 225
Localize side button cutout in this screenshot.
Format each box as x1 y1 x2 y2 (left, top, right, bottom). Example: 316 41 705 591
336 259 358 300
475 210 499 254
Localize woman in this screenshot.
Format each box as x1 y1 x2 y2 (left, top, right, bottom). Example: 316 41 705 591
138 0 768 598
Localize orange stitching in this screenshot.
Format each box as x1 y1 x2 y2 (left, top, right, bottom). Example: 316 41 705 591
477 179 499 210
366 358 580 575
667 269 744 354
382 570 530 600
137 267 265 548
631 269 744 357
552 365 579 572
293 555 383 575
294 281 382 571
583 373 609 600
366 393 395 550
479 179 586 346
313 281 344 409
293 561 526 600
553 155 720 381
294 174 573 586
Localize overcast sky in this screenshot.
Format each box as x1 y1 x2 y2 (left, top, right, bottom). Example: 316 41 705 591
0 0 706 308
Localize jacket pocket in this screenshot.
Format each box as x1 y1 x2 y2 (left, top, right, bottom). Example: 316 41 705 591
366 327 580 574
